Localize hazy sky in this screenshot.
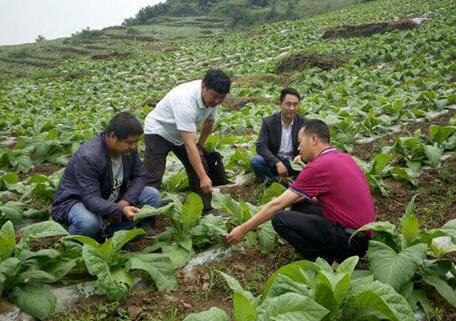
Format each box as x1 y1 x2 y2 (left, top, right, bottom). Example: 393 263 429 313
0 0 162 45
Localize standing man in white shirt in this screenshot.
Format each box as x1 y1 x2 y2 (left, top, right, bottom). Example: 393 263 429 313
251 88 308 182
143 69 231 214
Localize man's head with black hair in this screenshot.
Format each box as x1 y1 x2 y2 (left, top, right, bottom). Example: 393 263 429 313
298 119 331 162
279 87 301 123
105 112 143 156
202 69 231 107
279 87 301 103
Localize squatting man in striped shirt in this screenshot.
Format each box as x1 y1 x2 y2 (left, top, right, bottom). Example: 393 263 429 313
226 119 376 265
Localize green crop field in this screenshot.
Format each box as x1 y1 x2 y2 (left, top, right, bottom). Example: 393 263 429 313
0 0 455 320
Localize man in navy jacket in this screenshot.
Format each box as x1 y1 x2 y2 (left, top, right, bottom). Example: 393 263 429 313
52 112 160 239
251 88 308 181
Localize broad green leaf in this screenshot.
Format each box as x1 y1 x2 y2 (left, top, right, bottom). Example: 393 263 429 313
212 194 253 225
191 214 227 246
400 194 420 245
19 270 57 284
233 291 257 321
418 258 453 278
263 260 320 297
161 243 194 268
183 307 229 321
372 153 393 174
424 144 443 167
112 268 134 287
134 203 175 221
238 200 255 224
260 292 329 321
422 275 456 308
344 280 415 321
390 167 418 186
65 234 100 247
27 175 50 185
110 228 145 251
0 257 20 296
19 220 68 240
0 172 25 193
0 221 15 261
181 192 203 230
261 182 286 204
98 240 116 264
266 274 310 298
19 249 61 261
368 241 427 291
10 285 56 320
126 253 177 292
0 202 24 224
45 259 78 282
313 271 339 311
315 258 333 273
429 125 456 146
30 183 55 201
257 221 276 255
336 256 359 275
218 270 244 292
0 172 19 188
351 221 400 251
82 244 111 281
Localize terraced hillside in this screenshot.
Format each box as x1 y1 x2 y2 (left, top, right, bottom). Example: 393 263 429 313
0 0 455 320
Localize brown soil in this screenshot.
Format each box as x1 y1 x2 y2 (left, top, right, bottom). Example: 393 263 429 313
123 244 297 320
25 162 62 177
91 51 130 60
323 20 419 39
276 52 347 73
1 135 16 148
352 109 456 161
373 156 456 229
218 178 262 205
222 94 272 111
28 235 61 251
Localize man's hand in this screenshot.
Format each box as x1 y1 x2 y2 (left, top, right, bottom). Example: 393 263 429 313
293 155 302 163
122 206 140 220
117 200 130 207
200 175 213 193
225 225 247 245
276 161 289 177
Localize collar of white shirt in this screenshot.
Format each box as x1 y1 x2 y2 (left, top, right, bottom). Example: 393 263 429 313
281 116 294 129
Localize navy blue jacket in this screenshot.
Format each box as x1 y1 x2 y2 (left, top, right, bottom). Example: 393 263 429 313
52 133 146 224
256 112 308 167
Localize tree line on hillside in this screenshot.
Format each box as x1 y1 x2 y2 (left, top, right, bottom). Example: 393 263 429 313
123 0 375 27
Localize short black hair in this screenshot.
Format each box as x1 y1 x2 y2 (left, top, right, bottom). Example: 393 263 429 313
202 69 231 94
105 112 143 140
280 87 301 103
303 119 330 144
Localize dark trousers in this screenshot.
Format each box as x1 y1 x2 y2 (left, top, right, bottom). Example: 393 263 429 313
251 154 300 181
144 134 212 211
271 202 369 263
